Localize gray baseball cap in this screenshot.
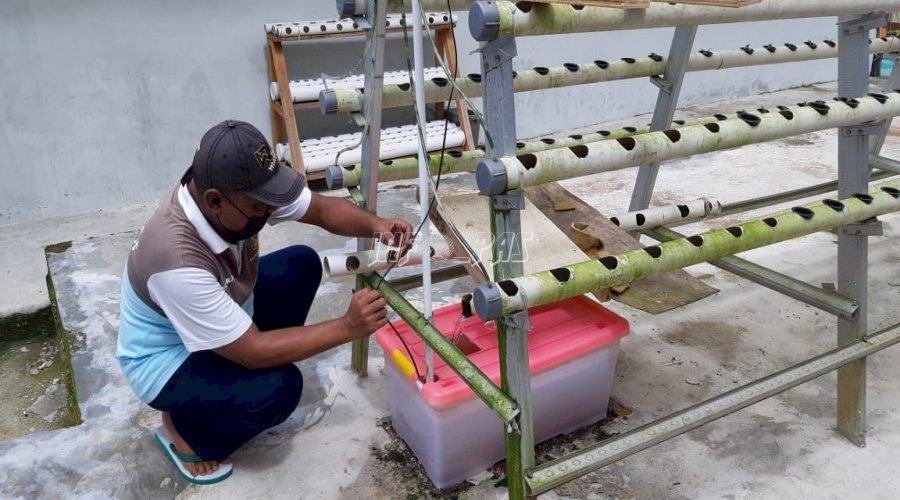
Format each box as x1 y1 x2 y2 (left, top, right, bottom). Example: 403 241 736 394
185 120 304 207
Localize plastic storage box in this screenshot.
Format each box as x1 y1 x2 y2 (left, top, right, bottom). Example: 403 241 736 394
375 295 629 488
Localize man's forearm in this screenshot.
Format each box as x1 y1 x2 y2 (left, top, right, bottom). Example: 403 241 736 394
225 318 355 369
312 196 379 238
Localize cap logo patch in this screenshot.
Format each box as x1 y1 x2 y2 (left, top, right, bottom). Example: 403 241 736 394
254 145 276 172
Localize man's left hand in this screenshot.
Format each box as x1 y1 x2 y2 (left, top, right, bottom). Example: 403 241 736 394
375 218 414 257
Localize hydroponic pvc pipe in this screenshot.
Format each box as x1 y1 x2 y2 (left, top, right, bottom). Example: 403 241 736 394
322 243 453 278
337 0 472 17
469 0 900 41
477 93 900 195
472 181 900 320
266 11 455 38
610 198 722 231
326 115 728 189
321 37 900 113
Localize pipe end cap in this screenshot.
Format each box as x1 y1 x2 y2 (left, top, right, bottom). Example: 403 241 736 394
319 90 339 115
336 0 361 18
473 284 503 320
325 165 344 190
469 1 501 41
476 159 509 196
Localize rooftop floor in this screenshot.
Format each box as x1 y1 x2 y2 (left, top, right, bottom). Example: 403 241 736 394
3 82 900 499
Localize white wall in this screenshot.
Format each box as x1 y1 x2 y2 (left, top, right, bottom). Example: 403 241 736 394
0 1 843 225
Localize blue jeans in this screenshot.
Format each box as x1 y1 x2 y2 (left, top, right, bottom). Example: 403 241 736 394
149 245 322 460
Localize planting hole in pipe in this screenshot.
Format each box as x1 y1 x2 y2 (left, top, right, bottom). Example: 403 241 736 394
564 63 579 72
834 97 860 109
644 246 662 258
757 107 770 114
621 58 636 64
598 130 611 136
764 218 778 227
516 2 534 13
569 145 589 158
599 256 619 270
804 40 817 49
541 138 556 144
854 193 874 204
882 187 900 198
498 280 519 296
673 119 686 125
737 111 761 127
569 134 583 140
384 160 393 166
519 154 538 170
779 110 795 120
785 43 797 51
623 126 638 133
687 236 704 247
347 256 360 271
700 50 713 57
821 199 845 212
571 4 585 10
432 77 449 87
448 151 463 158
714 114 728 121
764 44 777 53
636 213 646 226
824 39 836 48
398 83 411 91
704 123 721 133
649 53 664 62
550 268 571 282
870 93 889 104
345 165 356 171
517 142 526 149
726 226 744 237
595 60 610 69
792 207 815 220
663 129 681 143
678 204 690 217
809 101 830 115
534 67 550 75
512 71 518 78
468 73 482 83
617 137 636 151
610 217 621 226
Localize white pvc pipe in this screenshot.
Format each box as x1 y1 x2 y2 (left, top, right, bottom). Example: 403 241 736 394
610 198 722 231
412 0 435 383
269 67 445 103
265 12 455 38
275 121 465 171
322 244 453 278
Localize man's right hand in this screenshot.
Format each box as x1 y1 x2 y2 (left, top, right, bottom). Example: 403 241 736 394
341 288 388 339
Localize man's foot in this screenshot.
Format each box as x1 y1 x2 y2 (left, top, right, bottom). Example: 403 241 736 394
161 412 223 477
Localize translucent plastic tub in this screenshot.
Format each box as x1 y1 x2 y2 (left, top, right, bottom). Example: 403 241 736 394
375 296 629 488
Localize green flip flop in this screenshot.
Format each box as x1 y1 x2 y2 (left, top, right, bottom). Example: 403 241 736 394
154 425 232 485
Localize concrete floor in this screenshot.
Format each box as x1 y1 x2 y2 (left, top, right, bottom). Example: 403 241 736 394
3 82 900 499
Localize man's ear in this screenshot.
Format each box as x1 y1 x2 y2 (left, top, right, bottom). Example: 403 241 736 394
204 188 225 213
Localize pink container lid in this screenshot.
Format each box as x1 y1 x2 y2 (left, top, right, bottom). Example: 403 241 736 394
375 295 629 409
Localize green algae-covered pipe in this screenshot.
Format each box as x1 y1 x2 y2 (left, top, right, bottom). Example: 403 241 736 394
326 116 727 189
477 93 900 195
337 0 472 17
472 182 900 320
320 37 900 113
470 0 900 40
362 272 519 422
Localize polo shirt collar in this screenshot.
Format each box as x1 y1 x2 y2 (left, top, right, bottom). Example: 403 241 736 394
177 184 232 255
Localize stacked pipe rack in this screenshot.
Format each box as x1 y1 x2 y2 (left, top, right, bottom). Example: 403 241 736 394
333 0 900 497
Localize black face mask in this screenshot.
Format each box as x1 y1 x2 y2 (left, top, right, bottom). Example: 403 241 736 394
219 193 269 244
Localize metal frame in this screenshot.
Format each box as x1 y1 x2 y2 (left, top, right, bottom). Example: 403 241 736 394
343 0 900 497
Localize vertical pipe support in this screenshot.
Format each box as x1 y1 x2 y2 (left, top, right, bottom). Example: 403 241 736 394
475 9 534 496
629 25 698 213
351 0 389 377
835 12 885 446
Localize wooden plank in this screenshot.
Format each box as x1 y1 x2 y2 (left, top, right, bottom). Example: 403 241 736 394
652 0 761 6
524 0 650 8
429 191 617 304
525 183 718 314
268 36 306 173
436 26 476 152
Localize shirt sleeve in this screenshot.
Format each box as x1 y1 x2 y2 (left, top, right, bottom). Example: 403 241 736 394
268 185 312 225
147 267 252 352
